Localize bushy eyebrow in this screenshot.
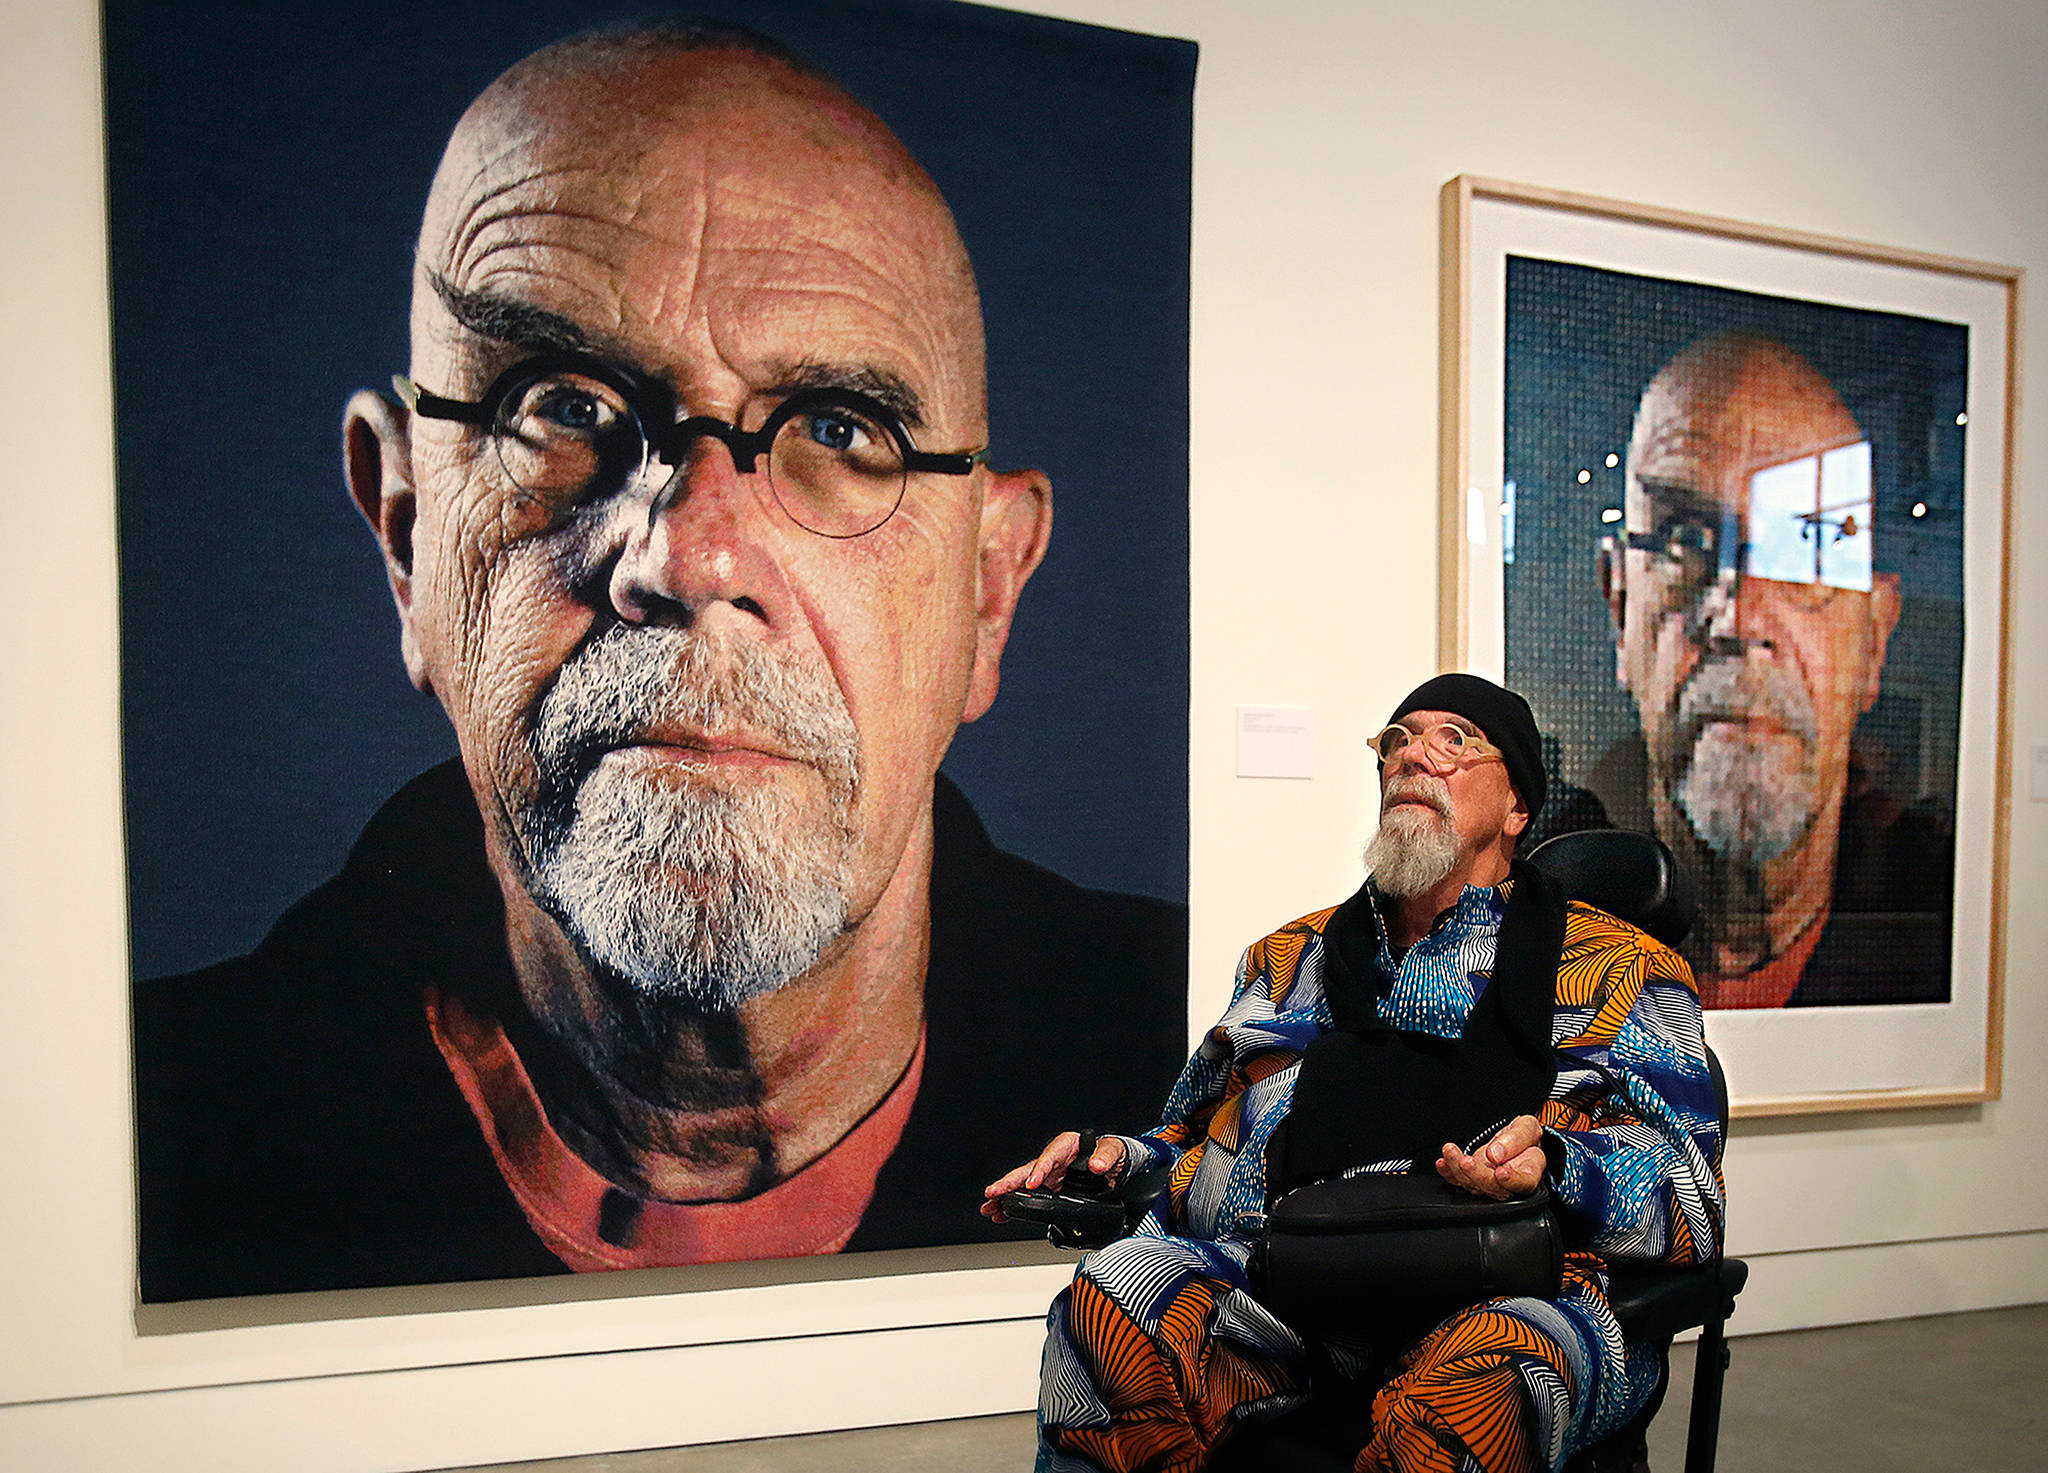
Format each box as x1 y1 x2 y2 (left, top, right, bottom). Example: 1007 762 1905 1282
428 272 620 360
427 274 934 430
772 361 928 431
1392 715 1481 737
1635 477 1722 523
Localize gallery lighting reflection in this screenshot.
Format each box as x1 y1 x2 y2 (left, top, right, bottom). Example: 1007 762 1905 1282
1956 412 1969 426
1605 452 1620 468
1912 501 1929 518
1577 469 1592 484
1601 507 1623 524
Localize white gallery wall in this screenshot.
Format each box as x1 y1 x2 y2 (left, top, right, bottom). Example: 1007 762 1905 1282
2 0 2043 1467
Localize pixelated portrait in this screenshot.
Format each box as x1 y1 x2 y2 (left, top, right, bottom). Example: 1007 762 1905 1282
1502 257 1964 1012
110 0 1193 1301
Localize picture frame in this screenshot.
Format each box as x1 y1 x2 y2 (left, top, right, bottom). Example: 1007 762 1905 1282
1439 176 2018 1118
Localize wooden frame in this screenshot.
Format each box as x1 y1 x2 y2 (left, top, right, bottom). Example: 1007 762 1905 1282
1440 176 2018 1118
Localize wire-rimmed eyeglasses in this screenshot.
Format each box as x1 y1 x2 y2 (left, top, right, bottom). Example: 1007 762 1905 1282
393 352 990 539
1369 722 1503 768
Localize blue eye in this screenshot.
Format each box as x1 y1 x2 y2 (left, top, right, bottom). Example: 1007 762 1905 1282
536 388 606 431
805 412 861 451
491 371 645 505
769 395 906 492
1671 524 1713 556
500 373 634 444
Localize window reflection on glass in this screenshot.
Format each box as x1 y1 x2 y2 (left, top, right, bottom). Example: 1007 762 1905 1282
1816 441 1873 590
1745 439 1873 592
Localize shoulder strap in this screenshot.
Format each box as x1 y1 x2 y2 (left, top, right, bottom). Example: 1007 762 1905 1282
1491 859 1567 1063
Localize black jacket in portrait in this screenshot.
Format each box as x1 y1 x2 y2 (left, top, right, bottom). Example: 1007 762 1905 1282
1582 731 1952 1007
134 762 1187 1302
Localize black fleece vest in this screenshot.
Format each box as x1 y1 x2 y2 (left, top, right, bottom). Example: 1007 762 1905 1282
1276 862 1566 1191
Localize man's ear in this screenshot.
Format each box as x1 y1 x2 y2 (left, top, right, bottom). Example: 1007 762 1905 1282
343 389 431 694
1502 785 1531 839
961 467 1053 723
1860 571 1903 713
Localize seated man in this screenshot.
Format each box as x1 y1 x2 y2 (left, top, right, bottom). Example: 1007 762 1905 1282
986 674 1725 1473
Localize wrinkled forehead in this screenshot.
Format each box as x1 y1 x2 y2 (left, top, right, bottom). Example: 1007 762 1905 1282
1628 340 1862 504
415 44 986 399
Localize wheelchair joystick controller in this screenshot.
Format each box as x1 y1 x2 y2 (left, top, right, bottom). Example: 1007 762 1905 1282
999 1130 1130 1248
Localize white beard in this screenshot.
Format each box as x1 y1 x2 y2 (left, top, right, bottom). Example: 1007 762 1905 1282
518 624 862 1010
1678 725 1817 865
1363 776 1462 898
1670 656 1819 866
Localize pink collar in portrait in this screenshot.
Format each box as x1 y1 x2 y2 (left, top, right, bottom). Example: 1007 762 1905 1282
426 987 924 1270
1697 905 1829 1010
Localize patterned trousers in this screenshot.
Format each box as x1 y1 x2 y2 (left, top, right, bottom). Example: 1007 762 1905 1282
1036 1231 1656 1473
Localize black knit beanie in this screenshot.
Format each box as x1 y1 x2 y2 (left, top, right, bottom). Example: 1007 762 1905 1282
1384 673 1546 818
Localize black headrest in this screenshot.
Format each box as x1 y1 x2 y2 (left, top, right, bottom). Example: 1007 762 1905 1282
1524 829 1695 950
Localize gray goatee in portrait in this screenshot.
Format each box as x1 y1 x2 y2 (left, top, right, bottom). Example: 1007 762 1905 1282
520 623 863 1011
1672 654 1820 868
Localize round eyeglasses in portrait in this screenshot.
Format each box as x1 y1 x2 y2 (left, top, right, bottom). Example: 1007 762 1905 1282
394 353 990 539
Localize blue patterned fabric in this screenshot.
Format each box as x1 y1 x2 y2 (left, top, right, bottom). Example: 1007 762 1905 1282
1367 878 1506 1039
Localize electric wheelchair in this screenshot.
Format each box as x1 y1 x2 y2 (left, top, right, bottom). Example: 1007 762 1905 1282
1010 829 1747 1473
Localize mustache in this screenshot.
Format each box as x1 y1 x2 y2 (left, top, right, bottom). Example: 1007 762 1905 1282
1381 772 1452 818
1674 655 1818 754
530 624 861 800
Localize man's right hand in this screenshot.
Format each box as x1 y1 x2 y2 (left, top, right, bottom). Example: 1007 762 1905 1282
981 1131 1128 1223
1436 1114 1546 1200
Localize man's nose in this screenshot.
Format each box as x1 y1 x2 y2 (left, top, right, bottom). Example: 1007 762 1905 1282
605 439 780 626
1688 564 1775 655
1388 741 1449 778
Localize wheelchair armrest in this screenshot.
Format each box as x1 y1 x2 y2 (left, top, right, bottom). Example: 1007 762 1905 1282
1121 1160 1172 1210
1000 1189 1127 1247
1603 1256 1749 1346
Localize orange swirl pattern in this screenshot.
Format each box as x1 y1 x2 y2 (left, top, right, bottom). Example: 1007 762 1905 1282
1059 1271 1300 1473
1356 1263 1598 1473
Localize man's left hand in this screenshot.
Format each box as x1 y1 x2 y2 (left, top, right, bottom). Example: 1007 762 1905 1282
1436 1114 1546 1200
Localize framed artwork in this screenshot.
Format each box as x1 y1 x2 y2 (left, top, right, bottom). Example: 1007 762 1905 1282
109 0 1194 1301
1440 176 2017 1117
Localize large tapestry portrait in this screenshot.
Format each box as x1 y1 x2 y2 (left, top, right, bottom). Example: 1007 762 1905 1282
111 0 1193 1301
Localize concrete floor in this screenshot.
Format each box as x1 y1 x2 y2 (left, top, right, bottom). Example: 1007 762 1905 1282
448 1301 2048 1472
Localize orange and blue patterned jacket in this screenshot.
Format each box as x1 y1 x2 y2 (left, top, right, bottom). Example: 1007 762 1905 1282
1120 879 1724 1268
